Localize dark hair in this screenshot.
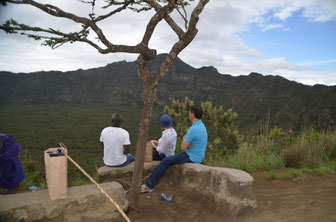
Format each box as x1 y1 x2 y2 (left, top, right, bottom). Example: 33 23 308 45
111 113 123 127
189 105 203 119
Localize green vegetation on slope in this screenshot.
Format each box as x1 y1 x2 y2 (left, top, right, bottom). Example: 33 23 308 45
0 104 162 189
1 103 335 191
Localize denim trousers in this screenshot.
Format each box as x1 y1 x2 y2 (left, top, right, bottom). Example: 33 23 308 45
105 154 135 167
145 152 192 189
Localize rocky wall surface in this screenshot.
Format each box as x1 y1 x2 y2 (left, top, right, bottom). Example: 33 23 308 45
0 182 127 222
98 162 257 216
163 163 257 216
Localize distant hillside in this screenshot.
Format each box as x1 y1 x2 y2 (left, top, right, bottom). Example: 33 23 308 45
1 54 335 133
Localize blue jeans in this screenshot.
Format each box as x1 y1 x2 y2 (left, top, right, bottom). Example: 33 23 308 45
105 154 135 167
145 152 192 189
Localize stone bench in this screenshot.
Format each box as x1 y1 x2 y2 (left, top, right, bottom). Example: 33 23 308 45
98 161 161 188
97 161 257 216
0 182 127 222
163 163 257 215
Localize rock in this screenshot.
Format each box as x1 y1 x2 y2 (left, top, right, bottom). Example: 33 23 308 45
97 161 257 216
164 163 257 216
98 161 160 188
0 182 127 222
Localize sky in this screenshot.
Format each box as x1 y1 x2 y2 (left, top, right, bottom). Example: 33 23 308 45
0 0 335 86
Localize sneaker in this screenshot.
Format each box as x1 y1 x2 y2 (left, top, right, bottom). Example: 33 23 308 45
141 184 154 193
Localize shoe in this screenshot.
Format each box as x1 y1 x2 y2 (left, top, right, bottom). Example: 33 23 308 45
141 184 154 193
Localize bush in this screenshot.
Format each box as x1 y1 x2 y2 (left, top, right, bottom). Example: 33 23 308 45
221 142 285 173
218 128 336 173
163 97 241 161
282 129 335 168
19 156 46 190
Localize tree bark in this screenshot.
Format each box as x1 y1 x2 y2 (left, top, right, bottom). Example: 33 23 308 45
128 82 156 207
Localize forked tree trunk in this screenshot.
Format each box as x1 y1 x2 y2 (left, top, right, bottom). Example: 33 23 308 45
127 0 210 208
128 85 156 207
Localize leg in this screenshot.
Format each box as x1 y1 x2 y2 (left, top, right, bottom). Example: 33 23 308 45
145 152 191 189
107 154 135 167
119 154 135 167
153 150 166 161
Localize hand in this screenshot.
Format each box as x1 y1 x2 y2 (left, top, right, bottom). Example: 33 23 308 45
151 140 158 148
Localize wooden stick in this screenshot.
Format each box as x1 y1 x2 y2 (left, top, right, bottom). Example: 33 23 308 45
60 143 131 222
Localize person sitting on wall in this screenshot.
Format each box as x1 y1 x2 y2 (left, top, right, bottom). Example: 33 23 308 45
99 114 135 167
150 113 177 161
0 134 26 194
141 105 208 193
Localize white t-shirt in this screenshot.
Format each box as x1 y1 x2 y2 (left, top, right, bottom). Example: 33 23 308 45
99 127 131 166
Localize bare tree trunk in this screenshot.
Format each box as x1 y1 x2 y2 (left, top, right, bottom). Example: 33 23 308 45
128 86 156 207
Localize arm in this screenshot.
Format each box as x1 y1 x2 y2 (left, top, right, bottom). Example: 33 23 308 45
123 145 130 154
101 142 104 151
151 140 158 148
181 135 192 151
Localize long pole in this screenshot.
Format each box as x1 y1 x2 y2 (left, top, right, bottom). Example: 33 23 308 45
60 143 130 222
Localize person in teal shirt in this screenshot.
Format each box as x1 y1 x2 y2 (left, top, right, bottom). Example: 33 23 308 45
141 104 208 193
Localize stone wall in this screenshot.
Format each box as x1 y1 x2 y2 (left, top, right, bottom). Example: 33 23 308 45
98 161 159 189
162 163 257 216
0 182 127 222
0 162 257 221
99 162 257 216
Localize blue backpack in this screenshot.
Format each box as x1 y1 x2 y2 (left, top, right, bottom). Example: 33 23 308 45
0 134 26 189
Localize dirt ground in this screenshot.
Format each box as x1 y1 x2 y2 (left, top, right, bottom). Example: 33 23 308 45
126 170 336 222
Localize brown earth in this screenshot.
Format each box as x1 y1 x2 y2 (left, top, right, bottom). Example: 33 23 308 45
126 170 336 222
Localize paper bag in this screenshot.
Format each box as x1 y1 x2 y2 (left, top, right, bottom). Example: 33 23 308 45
44 147 67 200
144 141 153 162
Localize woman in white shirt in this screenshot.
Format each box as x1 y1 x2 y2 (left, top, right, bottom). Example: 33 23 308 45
151 113 177 161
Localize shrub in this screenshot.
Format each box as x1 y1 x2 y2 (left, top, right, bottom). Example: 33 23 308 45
217 142 285 173
163 97 241 162
19 156 46 190
282 130 336 168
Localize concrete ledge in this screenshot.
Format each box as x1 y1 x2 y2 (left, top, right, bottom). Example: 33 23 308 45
0 182 127 222
164 164 257 216
98 161 160 187
97 161 257 216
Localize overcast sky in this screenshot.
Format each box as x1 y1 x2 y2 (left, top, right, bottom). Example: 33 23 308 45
0 0 335 86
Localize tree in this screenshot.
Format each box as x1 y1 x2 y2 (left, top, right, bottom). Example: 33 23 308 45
0 0 209 207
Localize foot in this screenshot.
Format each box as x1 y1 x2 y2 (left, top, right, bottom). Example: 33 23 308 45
141 184 154 193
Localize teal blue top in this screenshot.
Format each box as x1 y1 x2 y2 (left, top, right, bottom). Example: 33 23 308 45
184 120 208 163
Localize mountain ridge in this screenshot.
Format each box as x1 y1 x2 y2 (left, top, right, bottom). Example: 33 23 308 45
1 54 335 132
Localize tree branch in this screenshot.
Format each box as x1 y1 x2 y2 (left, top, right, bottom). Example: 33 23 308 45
153 0 209 86
94 0 133 22
144 0 185 39
141 3 173 46
2 0 157 57
175 0 188 30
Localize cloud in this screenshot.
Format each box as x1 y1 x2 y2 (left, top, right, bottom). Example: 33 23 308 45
300 59 336 67
0 0 335 86
261 23 284 32
272 0 336 22
302 0 336 22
